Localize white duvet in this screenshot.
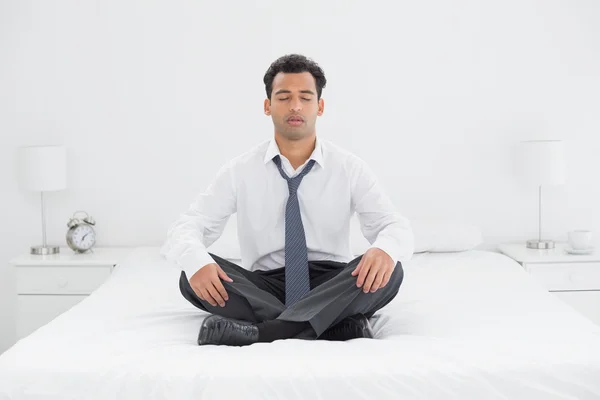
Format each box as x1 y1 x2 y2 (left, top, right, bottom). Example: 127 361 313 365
1 247 600 399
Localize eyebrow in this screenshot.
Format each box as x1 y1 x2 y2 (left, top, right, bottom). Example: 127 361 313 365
274 89 315 96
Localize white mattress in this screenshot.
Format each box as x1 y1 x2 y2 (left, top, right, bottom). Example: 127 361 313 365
1 247 600 399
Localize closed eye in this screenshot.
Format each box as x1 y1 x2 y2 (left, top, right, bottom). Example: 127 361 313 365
277 97 312 101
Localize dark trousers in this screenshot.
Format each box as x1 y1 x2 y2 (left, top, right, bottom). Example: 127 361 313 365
179 253 404 338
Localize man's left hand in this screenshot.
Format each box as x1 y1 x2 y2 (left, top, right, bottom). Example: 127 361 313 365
351 248 395 293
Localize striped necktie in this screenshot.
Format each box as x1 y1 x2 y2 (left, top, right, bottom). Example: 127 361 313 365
273 155 316 306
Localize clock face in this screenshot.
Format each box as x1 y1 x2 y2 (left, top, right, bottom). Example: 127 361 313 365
71 225 96 250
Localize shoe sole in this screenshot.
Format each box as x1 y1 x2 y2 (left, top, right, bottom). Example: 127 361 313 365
197 315 256 346
197 315 220 345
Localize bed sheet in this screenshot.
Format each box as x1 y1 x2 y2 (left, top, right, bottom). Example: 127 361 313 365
1 247 600 400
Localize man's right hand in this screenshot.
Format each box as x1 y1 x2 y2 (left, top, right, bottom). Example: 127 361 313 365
189 263 233 307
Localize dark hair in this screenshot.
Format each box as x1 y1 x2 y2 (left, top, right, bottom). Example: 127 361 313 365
263 54 327 100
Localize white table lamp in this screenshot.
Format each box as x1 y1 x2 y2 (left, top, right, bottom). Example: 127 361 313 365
17 145 67 255
516 140 566 249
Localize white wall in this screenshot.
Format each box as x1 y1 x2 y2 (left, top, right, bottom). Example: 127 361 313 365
1 0 599 353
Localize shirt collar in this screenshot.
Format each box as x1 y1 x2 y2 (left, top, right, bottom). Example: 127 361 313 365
263 136 325 168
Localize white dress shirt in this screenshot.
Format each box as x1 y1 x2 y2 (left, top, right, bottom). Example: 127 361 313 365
161 137 414 280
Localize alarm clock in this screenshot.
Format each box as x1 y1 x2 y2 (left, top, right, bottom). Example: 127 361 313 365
66 211 97 253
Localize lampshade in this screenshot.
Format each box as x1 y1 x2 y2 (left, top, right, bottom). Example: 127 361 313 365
516 140 566 186
17 145 67 191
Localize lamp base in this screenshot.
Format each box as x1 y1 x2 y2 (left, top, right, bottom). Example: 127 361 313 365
526 239 555 249
30 245 60 255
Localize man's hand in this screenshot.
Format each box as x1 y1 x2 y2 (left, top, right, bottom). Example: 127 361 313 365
351 248 395 293
189 263 233 307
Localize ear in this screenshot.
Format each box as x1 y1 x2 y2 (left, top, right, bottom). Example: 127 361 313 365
317 98 324 116
264 98 271 115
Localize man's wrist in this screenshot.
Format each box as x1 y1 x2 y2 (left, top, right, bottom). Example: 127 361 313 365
183 251 216 281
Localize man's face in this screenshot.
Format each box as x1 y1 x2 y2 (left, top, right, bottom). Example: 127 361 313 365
264 72 324 140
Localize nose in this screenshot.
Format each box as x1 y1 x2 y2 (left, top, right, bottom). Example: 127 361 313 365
289 99 302 112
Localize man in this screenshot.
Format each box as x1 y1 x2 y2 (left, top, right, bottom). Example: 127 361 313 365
161 54 414 346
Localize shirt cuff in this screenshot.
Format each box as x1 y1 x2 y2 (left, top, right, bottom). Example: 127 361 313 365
181 249 216 281
369 239 399 268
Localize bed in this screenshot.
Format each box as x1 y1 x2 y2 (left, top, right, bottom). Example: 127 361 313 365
1 246 600 399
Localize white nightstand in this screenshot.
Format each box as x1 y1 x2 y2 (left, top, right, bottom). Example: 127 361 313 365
10 247 132 340
498 242 600 326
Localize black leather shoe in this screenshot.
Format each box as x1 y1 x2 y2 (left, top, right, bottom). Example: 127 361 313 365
319 314 374 341
197 315 259 346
